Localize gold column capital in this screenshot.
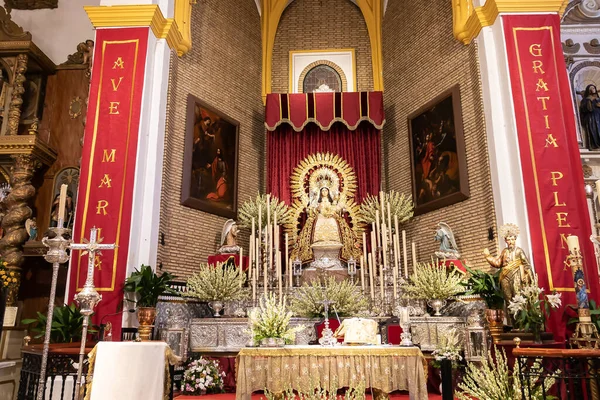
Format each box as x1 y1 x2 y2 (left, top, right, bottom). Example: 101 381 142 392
84 3 190 56
453 0 569 45
355 0 384 92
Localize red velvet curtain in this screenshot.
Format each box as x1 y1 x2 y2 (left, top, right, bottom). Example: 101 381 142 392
267 121 381 204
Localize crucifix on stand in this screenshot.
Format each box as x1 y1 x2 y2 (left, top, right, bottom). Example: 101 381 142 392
70 227 116 400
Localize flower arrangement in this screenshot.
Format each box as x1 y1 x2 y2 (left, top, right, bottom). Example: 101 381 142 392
457 346 559 400
0 260 17 291
238 193 293 229
402 259 465 300
507 273 561 341
180 357 225 395
463 266 504 309
431 328 463 369
289 276 369 318
358 191 414 226
248 293 304 345
185 262 246 302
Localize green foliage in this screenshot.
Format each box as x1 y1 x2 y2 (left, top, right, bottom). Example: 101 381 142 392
21 303 96 343
568 299 600 331
289 276 369 318
185 262 246 302
248 293 304 345
402 258 465 300
123 264 176 308
463 265 504 309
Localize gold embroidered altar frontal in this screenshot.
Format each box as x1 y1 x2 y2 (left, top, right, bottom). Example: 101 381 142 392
235 346 428 400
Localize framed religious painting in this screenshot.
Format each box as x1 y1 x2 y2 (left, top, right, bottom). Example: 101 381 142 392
407 85 469 215
181 95 239 219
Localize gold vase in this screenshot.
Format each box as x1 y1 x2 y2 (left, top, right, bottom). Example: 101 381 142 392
485 308 504 344
137 307 156 341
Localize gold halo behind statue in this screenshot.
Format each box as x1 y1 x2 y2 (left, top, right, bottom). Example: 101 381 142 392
287 152 363 258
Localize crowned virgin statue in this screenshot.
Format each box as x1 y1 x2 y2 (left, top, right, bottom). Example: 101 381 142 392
289 154 362 270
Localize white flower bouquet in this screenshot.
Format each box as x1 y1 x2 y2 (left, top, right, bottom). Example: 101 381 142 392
431 328 463 369
181 357 225 395
507 273 561 341
402 258 465 300
185 262 246 302
248 293 305 345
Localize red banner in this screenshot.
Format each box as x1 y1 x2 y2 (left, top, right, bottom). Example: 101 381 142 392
68 28 149 335
503 14 600 341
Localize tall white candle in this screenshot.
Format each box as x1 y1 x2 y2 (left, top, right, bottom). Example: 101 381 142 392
382 224 388 270
266 194 271 227
238 247 244 287
379 260 384 301
285 233 289 287
402 230 408 278
393 234 400 280
362 232 367 263
400 307 409 324
254 237 259 302
274 213 279 252
249 233 254 282
412 242 417 271
258 205 262 239
369 253 375 300
277 251 282 302
387 202 393 242
58 184 67 222
596 180 600 199
393 265 398 300
567 235 580 253
375 212 381 249
360 255 365 290
380 191 385 226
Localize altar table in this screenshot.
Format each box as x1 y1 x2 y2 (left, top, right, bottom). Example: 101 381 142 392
235 345 428 400
85 341 180 400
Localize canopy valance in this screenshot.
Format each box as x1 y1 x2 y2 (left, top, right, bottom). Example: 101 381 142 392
265 91 385 132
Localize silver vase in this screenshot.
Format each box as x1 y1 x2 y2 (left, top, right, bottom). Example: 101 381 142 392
427 299 447 316
208 301 224 317
260 337 286 347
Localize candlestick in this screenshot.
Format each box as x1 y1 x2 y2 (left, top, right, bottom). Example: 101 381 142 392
393 267 398 300
379 259 384 301
285 233 289 287
254 237 259 303
248 235 253 283
375 211 381 250
369 253 375 300
402 230 408 278
360 255 365 290
58 184 67 224
412 242 417 271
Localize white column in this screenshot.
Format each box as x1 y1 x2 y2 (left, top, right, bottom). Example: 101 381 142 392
475 18 534 261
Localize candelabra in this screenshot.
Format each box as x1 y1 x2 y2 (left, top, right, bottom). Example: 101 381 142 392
71 227 116 400
37 221 71 400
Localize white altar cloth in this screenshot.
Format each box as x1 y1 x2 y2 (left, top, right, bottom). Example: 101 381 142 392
87 341 175 400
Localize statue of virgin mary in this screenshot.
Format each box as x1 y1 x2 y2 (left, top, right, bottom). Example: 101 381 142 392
289 159 362 268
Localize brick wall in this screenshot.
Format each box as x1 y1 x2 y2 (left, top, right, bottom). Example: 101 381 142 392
158 0 264 279
382 0 498 269
271 0 373 93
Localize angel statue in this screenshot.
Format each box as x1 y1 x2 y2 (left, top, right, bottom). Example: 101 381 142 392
217 219 240 254
290 159 362 270
434 222 460 260
483 223 534 325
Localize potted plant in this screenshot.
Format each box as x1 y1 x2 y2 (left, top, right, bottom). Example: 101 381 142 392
185 262 246 317
124 264 176 340
22 303 96 343
248 293 304 347
463 266 504 342
402 259 465 316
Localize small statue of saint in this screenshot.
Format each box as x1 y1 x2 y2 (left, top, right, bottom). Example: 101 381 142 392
580 84 600 150
483 223 534 324
26 218 37 241
434 222 460 260
217 219 240 254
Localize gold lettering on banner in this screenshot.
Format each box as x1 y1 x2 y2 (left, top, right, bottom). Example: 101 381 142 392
529 43 543 57
544 115 550 129
560 233 569 249
536 79 549 92
94 255 102 271
113 57 125 69
102 149 116 163
545 134 558 148
550 171 564 186
556 212 571 228
537 97 550 110
99 174 112 188
96 228 103 240
111 77 124 91
532 60 545 74
553 191 566 206
96 200 109 215
108 102 120 115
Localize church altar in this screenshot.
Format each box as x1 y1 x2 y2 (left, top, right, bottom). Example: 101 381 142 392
188 316 466 353
235 345 428 400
